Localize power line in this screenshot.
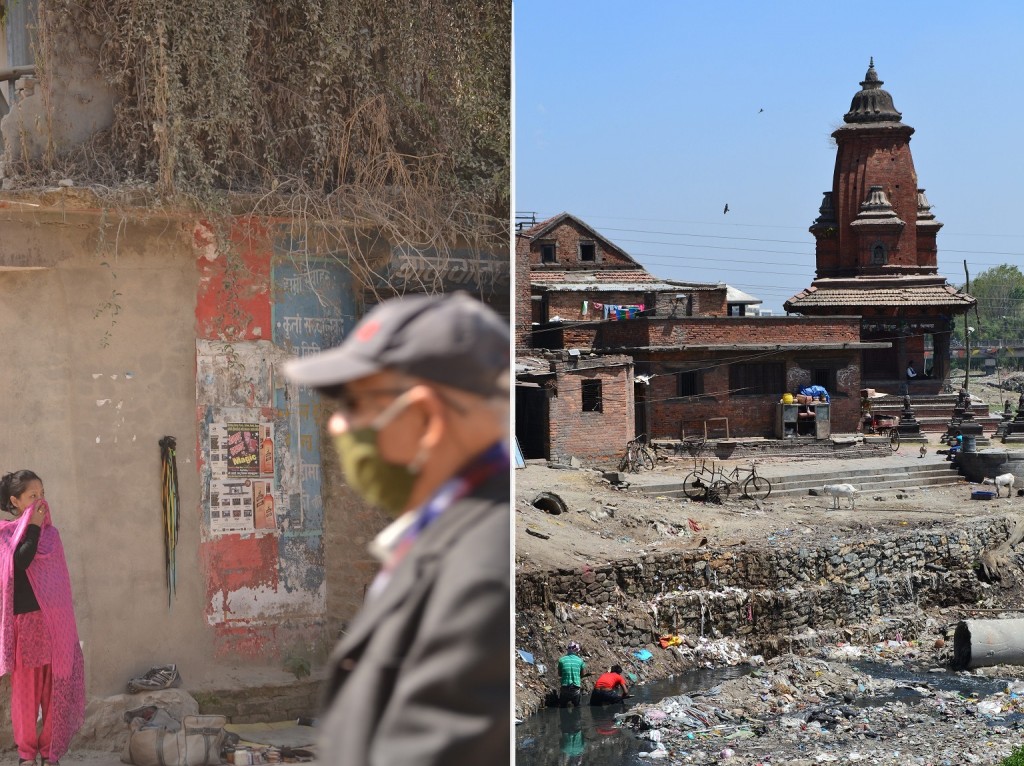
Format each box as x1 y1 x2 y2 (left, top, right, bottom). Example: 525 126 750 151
546 211 1024 241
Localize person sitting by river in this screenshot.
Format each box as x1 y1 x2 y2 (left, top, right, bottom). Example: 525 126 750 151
589 664 630 706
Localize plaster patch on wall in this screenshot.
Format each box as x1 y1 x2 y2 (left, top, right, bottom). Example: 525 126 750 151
279 535 326 594
193 221 218 262
837 365 858 390
196 340 285 408
211 580 324 622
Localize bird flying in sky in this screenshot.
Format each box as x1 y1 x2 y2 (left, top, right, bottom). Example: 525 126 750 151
723 204 729 214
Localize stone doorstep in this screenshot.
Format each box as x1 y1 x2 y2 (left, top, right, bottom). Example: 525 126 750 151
193 676 325 723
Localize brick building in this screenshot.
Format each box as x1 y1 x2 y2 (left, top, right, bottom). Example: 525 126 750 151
515 214 884 461
785 60 975 393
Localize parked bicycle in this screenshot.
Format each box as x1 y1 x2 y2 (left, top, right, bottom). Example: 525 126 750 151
682 459 718 499
619 434 656 473
682 459 772 501
708 462 772 501
681 433 708 457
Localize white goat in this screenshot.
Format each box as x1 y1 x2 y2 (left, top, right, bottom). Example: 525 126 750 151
982 473 1016 498
823 483 858 510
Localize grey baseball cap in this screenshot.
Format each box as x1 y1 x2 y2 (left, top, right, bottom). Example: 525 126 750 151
283 292 510 396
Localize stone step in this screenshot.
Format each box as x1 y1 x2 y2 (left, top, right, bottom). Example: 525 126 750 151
768 474 962 499
640 463 963 500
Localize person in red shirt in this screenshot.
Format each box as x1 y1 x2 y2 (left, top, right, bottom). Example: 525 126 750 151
589 664 629 706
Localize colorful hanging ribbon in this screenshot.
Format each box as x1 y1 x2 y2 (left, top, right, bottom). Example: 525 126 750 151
159 436 180 608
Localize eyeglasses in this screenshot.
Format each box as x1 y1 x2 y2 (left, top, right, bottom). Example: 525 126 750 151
321 387 410 420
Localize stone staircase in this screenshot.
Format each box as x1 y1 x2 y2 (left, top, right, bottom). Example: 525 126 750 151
759 461 963 500
637 459 964 501
870 394 1002 435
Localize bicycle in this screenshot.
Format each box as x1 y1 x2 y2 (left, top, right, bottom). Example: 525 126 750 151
864 413 900 451
682 458 718 499
619 434 656 473
681 433 708 457
708 462 772 501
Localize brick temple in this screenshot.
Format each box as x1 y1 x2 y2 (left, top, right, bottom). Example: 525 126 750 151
785 59 975 395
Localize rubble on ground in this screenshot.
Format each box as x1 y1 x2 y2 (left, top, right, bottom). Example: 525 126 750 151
613 653 1024 764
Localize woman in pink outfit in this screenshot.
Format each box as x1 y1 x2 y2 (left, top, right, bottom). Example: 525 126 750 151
0 471 85 766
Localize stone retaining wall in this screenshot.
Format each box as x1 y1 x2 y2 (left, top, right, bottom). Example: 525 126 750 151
515 516 1011 716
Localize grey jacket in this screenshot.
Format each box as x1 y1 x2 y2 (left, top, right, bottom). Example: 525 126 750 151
318 472 510 765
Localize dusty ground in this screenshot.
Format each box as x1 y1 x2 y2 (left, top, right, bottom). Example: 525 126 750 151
515 450 996 576
516 373 1022 574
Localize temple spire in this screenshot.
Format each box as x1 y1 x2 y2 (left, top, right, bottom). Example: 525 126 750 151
844 59 902 124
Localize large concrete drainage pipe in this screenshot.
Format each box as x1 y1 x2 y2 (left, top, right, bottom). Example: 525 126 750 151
953 619 1024 669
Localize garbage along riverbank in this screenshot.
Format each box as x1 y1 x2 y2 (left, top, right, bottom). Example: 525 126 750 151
518 644 1024 765
515 666 750 765
615 650 1024 765
515 453 1024 719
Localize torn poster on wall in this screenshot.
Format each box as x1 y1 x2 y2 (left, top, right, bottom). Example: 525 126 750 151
209 421 277 535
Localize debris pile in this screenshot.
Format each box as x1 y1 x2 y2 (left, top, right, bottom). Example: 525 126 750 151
609 653 1024 764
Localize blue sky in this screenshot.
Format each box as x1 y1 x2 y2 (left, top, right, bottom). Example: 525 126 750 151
514 2 1024 313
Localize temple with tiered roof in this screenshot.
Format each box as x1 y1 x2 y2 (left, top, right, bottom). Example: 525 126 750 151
785 59 975 394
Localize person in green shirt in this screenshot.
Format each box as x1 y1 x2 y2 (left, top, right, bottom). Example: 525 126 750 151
557 642 586 708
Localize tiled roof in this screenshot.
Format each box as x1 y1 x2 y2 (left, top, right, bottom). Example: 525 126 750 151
517 212 639 264
532 270 724 292
532 269 660 285
785 282 975 310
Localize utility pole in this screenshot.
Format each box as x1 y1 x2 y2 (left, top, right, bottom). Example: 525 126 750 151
964 261 971 393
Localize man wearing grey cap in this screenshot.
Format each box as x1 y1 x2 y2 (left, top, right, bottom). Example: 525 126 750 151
284 291 510 765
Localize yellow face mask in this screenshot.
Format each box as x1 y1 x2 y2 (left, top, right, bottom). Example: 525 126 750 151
331 391 423 515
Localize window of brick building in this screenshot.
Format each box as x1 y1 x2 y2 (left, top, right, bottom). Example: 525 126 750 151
871 243 887 265
678 371 703 398
579 241 596 262
812 367 836 392
581 379 603 412
540 243 556 263
729 363 784 396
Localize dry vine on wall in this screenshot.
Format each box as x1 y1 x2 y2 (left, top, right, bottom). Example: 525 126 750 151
16 0 511 299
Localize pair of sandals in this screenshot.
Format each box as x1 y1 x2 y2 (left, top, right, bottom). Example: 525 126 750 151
19 759 58 766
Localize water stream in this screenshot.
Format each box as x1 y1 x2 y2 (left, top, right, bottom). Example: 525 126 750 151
515 663 1013 765
515 666 750 765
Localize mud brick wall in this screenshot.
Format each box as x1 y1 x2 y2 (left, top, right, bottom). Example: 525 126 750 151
515 232 532 349
547 357 633 464
539 290 728 351
637 350 862 440
516 517 1009 650
599 316 862 349
524 219 635 269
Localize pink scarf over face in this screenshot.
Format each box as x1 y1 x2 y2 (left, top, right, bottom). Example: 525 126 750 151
0 499 86 755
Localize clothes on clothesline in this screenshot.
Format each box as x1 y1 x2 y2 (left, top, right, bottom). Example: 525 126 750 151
586 302 645 320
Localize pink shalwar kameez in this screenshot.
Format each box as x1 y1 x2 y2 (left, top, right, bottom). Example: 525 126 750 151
0 501 85 763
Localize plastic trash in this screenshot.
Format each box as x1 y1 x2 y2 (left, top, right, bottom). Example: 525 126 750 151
517 649 535 664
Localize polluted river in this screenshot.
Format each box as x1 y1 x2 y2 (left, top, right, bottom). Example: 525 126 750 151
515 648 1024 764
515 454 1024 764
